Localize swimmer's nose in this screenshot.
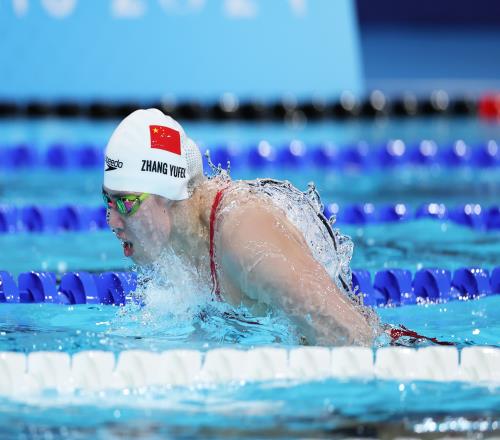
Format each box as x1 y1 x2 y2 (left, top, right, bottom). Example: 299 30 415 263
107 207 125 230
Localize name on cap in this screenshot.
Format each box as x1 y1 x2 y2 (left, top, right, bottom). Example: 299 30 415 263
141 160 186 178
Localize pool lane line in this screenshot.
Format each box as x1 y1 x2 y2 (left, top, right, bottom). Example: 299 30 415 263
0 202 499 233
0 267 499 307
0 91 488 120
0 139 498 170
0 346 498 396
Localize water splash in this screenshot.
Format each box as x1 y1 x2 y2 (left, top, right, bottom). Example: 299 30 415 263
111 250 212 338
110 249 299 345
204 149 231 179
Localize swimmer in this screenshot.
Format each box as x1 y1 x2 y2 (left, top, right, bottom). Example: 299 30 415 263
103 109 379 346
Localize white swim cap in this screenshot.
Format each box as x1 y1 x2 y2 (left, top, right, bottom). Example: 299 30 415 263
103 108 203 200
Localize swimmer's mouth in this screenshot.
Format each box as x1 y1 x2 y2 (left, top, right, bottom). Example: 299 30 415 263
123 241 134 257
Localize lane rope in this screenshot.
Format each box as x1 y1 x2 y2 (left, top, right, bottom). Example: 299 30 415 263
0 267 498 307
0 202 498 234
0 91 488 120
0 139 498 170
0 346 498 396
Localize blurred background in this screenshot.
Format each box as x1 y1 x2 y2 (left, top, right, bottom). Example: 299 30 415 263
0 0 499 275
358 0 500 93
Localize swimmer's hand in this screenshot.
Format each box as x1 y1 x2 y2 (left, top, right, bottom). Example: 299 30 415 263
217 199 374 346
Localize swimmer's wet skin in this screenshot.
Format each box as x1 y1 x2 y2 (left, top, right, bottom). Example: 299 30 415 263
103 109 379 346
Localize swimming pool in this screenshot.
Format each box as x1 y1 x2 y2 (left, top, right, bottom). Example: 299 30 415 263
0 116 499 438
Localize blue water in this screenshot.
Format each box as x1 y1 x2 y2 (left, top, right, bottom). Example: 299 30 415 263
0 294 498 438
0 117 499 438
0 294 499 353
0 221 498 276
0 375 499 439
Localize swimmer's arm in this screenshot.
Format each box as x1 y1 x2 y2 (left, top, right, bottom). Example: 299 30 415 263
218 207 373 346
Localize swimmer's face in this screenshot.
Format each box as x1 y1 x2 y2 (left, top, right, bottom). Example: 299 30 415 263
103 187 172 264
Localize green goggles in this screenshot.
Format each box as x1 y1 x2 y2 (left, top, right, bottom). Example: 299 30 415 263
102 190 149 217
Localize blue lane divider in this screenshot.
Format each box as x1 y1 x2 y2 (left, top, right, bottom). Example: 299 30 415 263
351 270 385 306
491 267 500 293
323 203 500 230
412 268 453 302
0 271 136 305
373 269 416 305
18 272 59 303
93 272 136 305
351 267 499 307
0 267 497 307
59 272 101 304
0 206 17 233
0 139 498 171
0 205 106 233
0 203 499 234
451 268 491 298
0 271 19 302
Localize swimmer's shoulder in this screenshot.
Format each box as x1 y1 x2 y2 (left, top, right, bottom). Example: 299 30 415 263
221 178 282 219
217 180 309 254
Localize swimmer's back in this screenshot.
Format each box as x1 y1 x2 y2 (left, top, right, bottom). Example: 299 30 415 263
210 180 308 308
210 178 376 345
218 178 353 293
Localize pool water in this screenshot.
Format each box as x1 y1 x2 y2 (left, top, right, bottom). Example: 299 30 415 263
0 293 499 353
0 293 498 438
0 117 499 438
0 373 499 439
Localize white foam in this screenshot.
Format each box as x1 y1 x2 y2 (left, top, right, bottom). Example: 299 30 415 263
460 346 500 382
0 346 496 395
115 350 162 388
331 346 374 379
28 352 71 392
288 346 331 380
245 347 288 381
416 346 460 381
201 348 248 382
0 352 27 395
375 347 419 380
71 350 116 391
159 349 202 386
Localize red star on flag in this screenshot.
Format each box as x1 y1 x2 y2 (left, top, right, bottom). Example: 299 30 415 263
149 125 181 155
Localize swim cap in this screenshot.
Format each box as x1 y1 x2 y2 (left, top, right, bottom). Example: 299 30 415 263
103 108 203 200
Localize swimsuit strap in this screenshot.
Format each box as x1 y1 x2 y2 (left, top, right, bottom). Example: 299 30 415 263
388 324 454 346
209 185 229 301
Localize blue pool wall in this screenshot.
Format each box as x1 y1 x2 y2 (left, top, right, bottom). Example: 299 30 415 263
0 0 362 100
356 0 500 92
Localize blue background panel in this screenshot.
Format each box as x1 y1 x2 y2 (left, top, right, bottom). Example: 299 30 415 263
0 0 362 100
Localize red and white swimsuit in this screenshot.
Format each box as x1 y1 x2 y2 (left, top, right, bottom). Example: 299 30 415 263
208 186 228 301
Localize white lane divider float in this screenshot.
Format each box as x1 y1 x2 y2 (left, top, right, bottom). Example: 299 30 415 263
0 346 498 396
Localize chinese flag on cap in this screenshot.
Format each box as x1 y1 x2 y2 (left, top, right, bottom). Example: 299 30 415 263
149 125 181 155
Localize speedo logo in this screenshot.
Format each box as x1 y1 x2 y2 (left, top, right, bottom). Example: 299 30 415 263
105 156 123 171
